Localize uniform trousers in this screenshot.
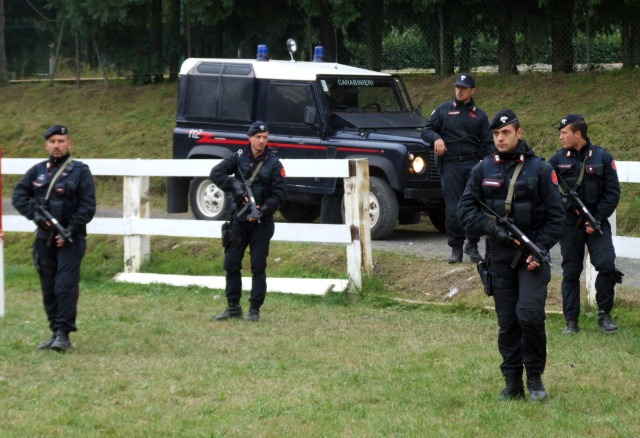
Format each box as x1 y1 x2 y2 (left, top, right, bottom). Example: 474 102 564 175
440 159 480 248
560 218 617 320
488 243 550 377
34 236 86 333
223 217 275 308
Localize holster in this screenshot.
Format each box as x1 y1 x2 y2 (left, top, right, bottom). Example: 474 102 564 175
477 259 493 296
221 221 232 248
31 240 42 274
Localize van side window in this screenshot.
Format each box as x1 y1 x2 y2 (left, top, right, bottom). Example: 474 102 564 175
183 62 254 121
219 77 253 121
267 83 315 124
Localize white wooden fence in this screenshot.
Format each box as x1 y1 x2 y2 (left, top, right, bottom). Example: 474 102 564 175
2 158 639 316
1 158 374 316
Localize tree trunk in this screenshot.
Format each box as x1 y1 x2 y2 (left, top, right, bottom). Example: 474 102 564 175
364 0 384 70
316 3 336 63
551 0 574 73
167 0 182 81
151 0 163 82
0 0 7 83
459 35 472 73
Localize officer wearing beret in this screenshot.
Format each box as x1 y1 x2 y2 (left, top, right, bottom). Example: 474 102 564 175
12 125 96 352
210 121 287 321
458 110 564 402
548 114 622 335
422 72 494 263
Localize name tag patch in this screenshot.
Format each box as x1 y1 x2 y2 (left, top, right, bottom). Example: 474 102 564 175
482 179 503 188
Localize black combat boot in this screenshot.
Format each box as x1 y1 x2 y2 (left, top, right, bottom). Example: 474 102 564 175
463 241 482 263
598 310 618 334
36 333 57 351
51 331 71 353
562 319 580 335
244 306 260 322
498 373 525 400
448 247 463 264
215 303 243 321
526 373 549 402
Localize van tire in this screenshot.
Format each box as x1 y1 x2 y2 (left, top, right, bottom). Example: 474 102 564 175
190 177 232 220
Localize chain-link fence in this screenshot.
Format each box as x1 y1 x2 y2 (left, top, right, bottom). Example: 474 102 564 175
1 0 639 84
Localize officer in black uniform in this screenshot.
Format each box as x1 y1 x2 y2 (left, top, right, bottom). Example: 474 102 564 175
422 72 494 263
210 121 287 322
458 110 564 402
12 125 96 352
548 114 622 335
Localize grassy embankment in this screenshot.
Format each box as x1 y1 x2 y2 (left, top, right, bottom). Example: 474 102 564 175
1 71 639 436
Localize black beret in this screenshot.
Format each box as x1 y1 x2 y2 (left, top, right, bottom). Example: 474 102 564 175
247 121 269 137
489 109 519 130
44 125 69 139
558 114 585 130
453 72 475 88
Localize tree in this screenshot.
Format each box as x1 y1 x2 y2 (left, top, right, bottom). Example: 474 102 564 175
0 0 7 84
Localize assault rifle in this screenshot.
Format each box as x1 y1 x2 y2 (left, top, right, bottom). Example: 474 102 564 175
476 197 551 266
556 174 603 235
30 198 73 243
236 174 261 223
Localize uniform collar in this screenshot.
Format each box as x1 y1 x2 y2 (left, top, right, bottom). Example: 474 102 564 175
453 98 476 112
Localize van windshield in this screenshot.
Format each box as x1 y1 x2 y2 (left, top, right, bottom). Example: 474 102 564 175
319 77 405 113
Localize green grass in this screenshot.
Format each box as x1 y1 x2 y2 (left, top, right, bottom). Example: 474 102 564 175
2 252 640 436
2 72 640 436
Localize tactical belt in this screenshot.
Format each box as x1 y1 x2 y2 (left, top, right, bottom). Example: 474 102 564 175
442 152 480 163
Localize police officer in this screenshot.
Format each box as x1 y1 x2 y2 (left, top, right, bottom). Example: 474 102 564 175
210 121 287 322
458 110 564 402
422 72 494 263
548 114 622 335
12 125 96 352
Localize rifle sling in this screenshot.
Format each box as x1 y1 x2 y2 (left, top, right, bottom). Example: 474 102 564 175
45 156 74 202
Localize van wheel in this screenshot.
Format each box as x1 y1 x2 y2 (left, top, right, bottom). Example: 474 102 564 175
342 176 398 240
279 203 321 223
427 207 447 233
190 177 232 220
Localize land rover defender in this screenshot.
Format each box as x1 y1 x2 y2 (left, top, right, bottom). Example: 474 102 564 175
167 44 445 239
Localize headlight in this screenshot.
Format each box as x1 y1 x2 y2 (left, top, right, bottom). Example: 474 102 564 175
409 154 426 174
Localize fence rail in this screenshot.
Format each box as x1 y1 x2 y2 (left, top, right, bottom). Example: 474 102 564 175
1 158 374 317
3 159 639 313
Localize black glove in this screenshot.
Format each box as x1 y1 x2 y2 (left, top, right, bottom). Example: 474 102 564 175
230 178 246 204
612 269 624 284
56 226 74 242
485 220 514 246
259 204 273 217
33 211 51 229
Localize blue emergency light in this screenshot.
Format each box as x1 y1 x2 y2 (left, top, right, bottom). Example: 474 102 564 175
256 44 269 61
313 46 325 62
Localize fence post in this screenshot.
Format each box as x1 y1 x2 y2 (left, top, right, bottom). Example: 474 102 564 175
123 175 150 273
343 159 373 290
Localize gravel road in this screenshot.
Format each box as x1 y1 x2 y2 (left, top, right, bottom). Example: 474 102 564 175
3 200 638 287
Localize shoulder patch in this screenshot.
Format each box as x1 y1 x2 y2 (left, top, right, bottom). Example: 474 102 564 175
551 170 558 185
611 160 617 171
281 167 286 178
